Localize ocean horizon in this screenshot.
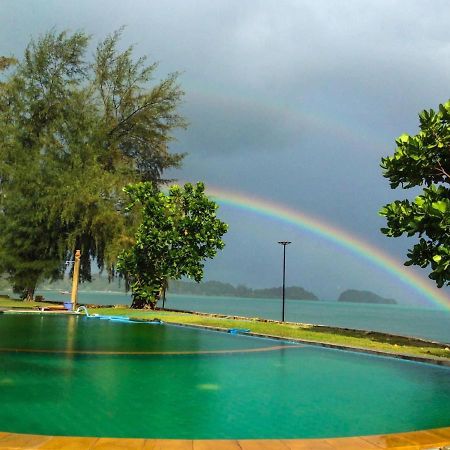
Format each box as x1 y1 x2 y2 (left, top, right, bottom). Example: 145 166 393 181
3 289 446 344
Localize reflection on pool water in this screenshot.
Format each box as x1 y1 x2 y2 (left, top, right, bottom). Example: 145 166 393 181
0 314 449 439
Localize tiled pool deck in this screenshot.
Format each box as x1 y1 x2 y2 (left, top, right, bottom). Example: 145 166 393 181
0 428 449 450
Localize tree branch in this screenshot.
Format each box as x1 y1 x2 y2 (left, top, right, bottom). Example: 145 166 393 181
436 160 450 182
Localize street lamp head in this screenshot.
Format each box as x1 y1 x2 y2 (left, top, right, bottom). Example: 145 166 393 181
278 241 292 245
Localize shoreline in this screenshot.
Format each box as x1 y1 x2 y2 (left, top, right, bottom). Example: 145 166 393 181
1 296 449 363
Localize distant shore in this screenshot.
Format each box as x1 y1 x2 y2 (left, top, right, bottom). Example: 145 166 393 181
1 295 449 364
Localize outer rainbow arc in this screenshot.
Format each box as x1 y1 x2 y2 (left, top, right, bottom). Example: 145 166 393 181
206 186 450 311
186 86 386 150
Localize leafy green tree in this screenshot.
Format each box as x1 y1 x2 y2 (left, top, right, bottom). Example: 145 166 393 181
117 182 228 308
0 31 91 299
0 29 186 299
380 100 450 287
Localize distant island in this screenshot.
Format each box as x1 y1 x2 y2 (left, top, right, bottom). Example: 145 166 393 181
3 275 397 305
338 289 397 304
169 280 319 301
37 276 318 301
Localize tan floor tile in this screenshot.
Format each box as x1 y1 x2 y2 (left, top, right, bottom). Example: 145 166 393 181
361 433 419 448
383 445 422 449
0 428 448 450
429 426 450 439
324 436 380 449
143 440 193 450
426 438 450 447
283 438 335 450
238 439 290 450
193 440 241 450
423 428 450 445
0 433 51 449
394 431 446 446
92 438 146 450
37 436 99 449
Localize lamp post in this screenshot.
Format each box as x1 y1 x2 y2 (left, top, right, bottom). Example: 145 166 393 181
278 241 291 322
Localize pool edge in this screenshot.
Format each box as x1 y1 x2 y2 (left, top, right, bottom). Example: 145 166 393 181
170 320 450 367
0 427 448 449
2 310 449 366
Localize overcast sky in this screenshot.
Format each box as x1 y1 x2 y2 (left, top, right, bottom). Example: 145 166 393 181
1 0 450 307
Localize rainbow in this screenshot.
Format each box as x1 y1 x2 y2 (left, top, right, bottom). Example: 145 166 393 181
187 87 387 151
206 186 450 310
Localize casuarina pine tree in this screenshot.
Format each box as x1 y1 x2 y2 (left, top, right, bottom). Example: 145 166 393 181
0 29 186 299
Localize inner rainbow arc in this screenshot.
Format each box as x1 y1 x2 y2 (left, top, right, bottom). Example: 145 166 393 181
207 186 450 310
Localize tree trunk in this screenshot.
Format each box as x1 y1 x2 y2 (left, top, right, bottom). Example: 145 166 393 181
22 286 35 301
130 283 160 309
13 277 38 302
159 283 167 309
131 296 156 309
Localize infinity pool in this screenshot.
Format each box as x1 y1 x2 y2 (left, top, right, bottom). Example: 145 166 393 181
0 314 449 439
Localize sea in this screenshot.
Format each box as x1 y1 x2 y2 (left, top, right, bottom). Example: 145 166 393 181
13 289 449 344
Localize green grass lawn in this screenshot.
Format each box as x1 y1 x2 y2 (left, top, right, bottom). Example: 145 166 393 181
1 295 449 361
0 295 57 308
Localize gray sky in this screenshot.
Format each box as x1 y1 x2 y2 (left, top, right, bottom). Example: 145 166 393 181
1 0 450 306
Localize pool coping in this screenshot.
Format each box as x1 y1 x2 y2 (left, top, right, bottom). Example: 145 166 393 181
2 308 449 366
168 321 450 367
0 427 449 449
159 306 450 346
5 301 449 347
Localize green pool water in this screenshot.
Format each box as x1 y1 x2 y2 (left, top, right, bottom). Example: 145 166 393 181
0 314 449 439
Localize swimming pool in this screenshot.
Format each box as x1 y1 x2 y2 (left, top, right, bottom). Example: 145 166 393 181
0 313 449 439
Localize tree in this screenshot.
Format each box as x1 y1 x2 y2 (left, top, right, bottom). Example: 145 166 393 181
117 182 228 308
380 100 450 287
0 29 186 299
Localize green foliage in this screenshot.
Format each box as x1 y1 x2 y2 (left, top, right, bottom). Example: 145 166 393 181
0 57 17 75
117 182 228 308
0 29 186 299
380 101 450 287
93 28 186 182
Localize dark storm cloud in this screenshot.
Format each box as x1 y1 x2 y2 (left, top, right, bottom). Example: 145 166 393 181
1 0 449 302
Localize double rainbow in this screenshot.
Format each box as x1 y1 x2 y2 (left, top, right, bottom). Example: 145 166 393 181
207 186 450 310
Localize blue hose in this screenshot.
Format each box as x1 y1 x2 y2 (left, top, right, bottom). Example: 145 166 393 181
228 328 250 334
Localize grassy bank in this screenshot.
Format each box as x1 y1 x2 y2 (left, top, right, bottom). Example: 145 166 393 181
1 296 449 361
0 295 57 308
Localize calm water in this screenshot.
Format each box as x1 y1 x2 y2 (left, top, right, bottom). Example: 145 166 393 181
160 294 450 344
0 314 449 439
30 290 450 343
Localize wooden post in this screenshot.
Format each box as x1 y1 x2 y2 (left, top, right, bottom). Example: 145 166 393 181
70 250 81 310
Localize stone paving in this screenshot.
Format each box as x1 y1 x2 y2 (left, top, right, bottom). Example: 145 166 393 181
0 427 449 449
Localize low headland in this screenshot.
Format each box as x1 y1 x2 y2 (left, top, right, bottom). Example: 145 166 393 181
36 276 398 303
1 295 448 363
338 289 397 304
